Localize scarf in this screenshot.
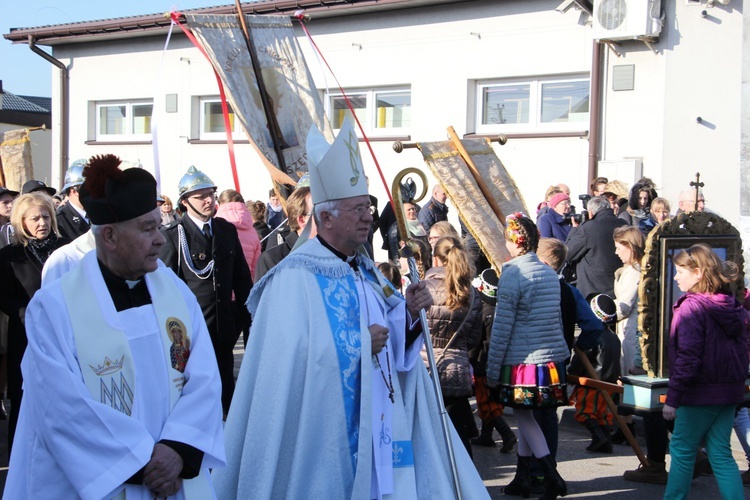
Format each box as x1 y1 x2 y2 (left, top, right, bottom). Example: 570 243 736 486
27 233 58 265
406 219 426 237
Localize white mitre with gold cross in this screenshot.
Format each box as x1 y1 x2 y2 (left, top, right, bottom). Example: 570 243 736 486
306 117 368 205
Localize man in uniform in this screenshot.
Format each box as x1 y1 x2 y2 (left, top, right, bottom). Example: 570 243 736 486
56 159 91 240
159 166 252 415
214 119 488 499
4 154 225 499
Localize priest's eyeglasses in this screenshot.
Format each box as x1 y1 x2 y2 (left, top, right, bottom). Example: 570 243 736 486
340 204 375 217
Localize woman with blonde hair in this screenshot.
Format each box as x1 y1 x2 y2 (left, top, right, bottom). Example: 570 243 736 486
159 194 180 226
427 220 460 252
662 244 748 499
0 192 68 452
423 236 483 458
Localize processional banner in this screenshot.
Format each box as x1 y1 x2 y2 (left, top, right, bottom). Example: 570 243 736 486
0 129 34 191
416 136 528 270
186 14 332 184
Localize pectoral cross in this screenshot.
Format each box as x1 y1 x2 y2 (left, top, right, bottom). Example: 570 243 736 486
690 172 704 213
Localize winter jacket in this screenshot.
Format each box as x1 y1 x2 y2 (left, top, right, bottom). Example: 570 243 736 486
537 208 571 242
614 263 641 369
569 324 621 384
564 207 628 299
216 201 262 280
666 292 750 408
423 266 483 397
417 196 449 233
487 252 568 383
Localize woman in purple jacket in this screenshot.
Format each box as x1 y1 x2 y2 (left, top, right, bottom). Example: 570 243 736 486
663 243 749 499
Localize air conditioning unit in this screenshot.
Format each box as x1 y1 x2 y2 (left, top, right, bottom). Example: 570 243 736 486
597 158 643 187
592 0 662 41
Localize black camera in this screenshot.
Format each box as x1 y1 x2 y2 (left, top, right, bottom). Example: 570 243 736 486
579 194 592 210
563 205 588 225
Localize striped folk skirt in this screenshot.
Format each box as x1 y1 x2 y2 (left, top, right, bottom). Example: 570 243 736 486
497 361 568 409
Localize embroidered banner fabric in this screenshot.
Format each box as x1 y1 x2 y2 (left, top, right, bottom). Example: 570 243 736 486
0 129 34 192
417 138 529 270
186 14 333 182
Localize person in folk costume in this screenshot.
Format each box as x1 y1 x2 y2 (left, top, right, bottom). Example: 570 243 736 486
469 268 518 452
3 154 225 499
159 166 252 416
212 118 490 499
486 213 569 499
56 159 91 240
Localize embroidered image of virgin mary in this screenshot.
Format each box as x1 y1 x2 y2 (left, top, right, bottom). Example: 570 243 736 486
167 318 191 373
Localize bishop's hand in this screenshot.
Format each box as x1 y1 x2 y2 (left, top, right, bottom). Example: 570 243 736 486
405 281 432 318
370 324 389 355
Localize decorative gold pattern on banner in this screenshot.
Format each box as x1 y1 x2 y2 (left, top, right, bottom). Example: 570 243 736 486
416 136 528 270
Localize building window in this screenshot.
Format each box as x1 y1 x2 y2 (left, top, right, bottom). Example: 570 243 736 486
327 88 411 134
475 76 589 133
96 101 153 140
200 98 243 140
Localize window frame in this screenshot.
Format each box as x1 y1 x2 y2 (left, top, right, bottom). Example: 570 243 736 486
199 97 245 141
325 87 412 136
474 75 590 134
95 100 154 141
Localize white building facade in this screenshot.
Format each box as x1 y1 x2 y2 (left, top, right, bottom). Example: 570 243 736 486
4 0 749 266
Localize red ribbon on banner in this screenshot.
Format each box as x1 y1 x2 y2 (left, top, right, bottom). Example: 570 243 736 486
171 11 240 193
294 12 394 209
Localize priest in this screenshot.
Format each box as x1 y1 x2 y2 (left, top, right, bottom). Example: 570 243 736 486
213 119 488 499
4 154 225 499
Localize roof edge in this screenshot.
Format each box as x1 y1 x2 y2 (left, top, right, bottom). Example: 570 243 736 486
4 0 425 45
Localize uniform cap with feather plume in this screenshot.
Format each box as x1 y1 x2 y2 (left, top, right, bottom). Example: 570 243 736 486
79 154 157 224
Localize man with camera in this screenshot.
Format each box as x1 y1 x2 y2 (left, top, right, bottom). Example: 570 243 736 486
564 195 628 299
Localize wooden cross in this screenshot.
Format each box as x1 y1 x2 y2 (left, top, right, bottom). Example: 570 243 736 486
689 172 704 212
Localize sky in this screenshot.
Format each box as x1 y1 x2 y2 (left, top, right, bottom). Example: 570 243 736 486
1 0 231 98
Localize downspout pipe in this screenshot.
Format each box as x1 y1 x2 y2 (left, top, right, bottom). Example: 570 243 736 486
28 35 68 188
588 39 602 185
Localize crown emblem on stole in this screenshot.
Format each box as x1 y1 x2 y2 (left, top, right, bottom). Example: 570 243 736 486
90 355 125 376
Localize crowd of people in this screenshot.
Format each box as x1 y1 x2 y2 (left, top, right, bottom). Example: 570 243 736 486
0 125 747 499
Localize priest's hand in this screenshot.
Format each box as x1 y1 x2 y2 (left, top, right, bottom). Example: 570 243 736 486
143 443 183 495
405 281 432 318
153 479 182 498
370 324 389 355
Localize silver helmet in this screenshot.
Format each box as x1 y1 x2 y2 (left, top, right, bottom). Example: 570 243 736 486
178 165 216 199
61 159 87 193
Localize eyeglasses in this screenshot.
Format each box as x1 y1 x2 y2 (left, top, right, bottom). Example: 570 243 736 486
339 204 374 217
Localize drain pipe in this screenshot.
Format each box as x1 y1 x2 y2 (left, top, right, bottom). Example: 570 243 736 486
588 39 603 184
28 35 68 188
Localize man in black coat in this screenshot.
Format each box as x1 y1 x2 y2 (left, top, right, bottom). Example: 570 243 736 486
56 161 91 240
255 187 312 282
159 166 252 415
564 195 628 299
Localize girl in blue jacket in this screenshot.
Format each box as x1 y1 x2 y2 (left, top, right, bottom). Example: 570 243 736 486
487 213 569 499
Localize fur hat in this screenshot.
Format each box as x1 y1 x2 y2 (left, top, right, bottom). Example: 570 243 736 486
79 154 157 225
602 180 628 200
306 117 368 205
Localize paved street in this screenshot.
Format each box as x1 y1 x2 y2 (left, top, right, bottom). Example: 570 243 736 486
0 340 748 498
